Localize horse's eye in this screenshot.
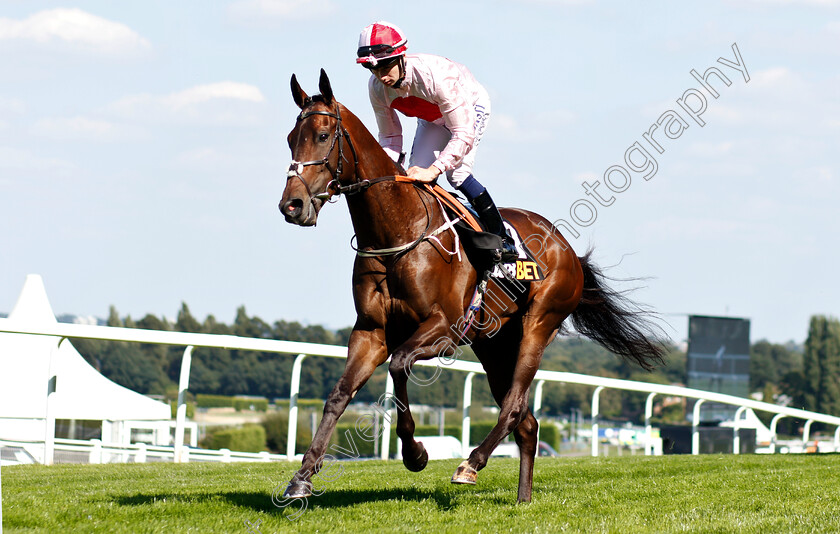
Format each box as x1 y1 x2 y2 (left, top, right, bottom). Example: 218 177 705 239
318 133 329 142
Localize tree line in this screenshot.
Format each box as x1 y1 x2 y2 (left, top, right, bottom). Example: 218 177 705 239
69 304 838 425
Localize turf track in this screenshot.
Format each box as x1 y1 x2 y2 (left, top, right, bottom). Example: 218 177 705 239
3 454 840 533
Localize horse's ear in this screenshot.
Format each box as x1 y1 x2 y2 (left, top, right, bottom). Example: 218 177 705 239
318 68 334 105
290 74 308 109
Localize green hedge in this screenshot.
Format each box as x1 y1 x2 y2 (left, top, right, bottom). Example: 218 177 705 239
169 401 195 419
260 412 313 455
538 421 560 450
232 398 268 412
328 422 519 458
270 417 558 457
196 394 235 408
204 424 266 452
274 399 325 410
195 394 269 411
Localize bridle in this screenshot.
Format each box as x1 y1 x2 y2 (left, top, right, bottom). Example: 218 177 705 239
286 102 359 202
285 100 456 258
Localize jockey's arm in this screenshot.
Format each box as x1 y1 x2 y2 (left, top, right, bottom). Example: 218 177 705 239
427 74 476 178
369 78 403 162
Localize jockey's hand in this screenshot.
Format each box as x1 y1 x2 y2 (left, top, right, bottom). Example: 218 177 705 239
407 165 441 183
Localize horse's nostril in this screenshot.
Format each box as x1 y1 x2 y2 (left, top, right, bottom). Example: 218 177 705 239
281 198 305 218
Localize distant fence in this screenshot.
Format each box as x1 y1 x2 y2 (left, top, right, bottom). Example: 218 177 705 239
2 317 840 465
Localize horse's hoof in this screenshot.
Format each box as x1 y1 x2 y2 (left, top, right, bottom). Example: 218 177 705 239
403 446 429 472
450 460 477 485
282 481 312 499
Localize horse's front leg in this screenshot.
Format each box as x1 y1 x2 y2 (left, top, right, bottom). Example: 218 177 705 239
387 311 452 472
284 326 387 498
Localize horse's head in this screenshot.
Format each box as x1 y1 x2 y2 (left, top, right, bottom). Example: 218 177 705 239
280 69 355 226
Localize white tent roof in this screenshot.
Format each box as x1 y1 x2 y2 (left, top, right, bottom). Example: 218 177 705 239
720 408 773 443
0 275 170 423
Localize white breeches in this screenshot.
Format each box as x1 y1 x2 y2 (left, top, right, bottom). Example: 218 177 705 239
409 103 490 188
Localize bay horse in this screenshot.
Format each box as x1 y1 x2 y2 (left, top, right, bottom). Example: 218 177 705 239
279 70 664 504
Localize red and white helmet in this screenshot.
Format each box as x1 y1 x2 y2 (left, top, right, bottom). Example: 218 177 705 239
356 21 408 68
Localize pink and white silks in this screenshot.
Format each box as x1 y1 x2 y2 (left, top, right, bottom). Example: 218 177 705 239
367 53 490 188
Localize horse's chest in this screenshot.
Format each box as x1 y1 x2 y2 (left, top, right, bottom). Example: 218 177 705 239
356 268 439 322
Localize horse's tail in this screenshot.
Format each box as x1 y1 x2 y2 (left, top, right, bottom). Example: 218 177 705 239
570 251 666 371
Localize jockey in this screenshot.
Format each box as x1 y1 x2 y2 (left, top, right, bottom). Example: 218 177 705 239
356 21 519 263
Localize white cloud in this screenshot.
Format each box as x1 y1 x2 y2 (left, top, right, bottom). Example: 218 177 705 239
228 0 337 23
175 147 237 170
0 146 76 174
728 0 840 5
492 110 575 142
0 97 25 132
516 0 594 4
749 67 811 96
0 97 26 116
686 142 735 157
705 104 746 124
639 216 750 241
0 8 150 55
30 116 134 141
572 171 598 184
166 82 265 108
109 82 266 126
173 146 280 177
793 165 835 185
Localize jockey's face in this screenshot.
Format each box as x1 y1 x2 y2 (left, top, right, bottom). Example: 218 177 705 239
371 60 401 87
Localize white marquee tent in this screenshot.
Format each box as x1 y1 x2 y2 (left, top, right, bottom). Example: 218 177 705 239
0 275 172 447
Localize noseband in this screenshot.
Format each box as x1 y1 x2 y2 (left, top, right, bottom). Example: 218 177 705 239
287 104 359 202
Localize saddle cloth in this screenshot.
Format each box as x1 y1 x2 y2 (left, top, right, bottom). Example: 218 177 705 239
422 182 545 282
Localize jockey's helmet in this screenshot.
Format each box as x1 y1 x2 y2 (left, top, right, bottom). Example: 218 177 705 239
356 21 408 69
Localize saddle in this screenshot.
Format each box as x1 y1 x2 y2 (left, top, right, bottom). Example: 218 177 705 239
421 182 545 283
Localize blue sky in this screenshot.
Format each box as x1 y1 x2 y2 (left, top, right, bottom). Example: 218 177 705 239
1 1 838 345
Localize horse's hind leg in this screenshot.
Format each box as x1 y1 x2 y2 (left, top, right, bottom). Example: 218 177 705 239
513 409 539 503
454 317 562 503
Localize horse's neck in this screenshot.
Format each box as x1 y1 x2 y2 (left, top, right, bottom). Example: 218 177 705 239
341 107 439 250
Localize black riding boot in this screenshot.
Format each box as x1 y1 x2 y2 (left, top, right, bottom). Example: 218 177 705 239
469 190 520 263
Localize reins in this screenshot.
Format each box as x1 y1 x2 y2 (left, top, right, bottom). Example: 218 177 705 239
288 102 459 259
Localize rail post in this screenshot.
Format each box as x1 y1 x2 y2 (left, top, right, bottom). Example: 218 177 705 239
44 337 67 466
1 444 4 533
802 419 814 449
732 407 747 455
461 372 476 458
380 373 395 460
769 414 786 453
692 399 706 455
533 379 546 444
644 393 656 456
591 386 604 457
174 345 194 463
287 354 307 460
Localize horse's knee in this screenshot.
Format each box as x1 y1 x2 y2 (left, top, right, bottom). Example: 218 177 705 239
515 413 538 439
514 414 539 452
502 397 529 427
388 350 413 380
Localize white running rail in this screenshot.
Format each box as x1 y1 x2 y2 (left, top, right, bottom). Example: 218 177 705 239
2 317 839 466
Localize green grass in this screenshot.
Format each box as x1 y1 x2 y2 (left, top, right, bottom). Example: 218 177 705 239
3 454 840 533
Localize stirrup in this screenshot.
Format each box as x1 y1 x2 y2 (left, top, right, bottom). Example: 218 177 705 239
497 238 519 263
